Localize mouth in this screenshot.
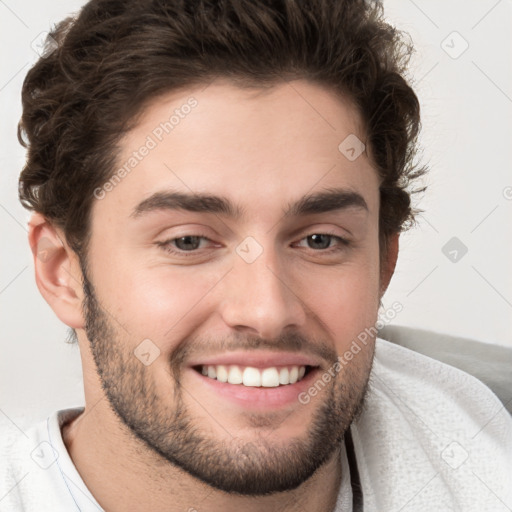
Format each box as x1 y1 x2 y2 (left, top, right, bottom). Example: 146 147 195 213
186 352 324 409
192 364 315 387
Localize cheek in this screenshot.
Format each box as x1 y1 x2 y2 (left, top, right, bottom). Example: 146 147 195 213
296 250 381 349
98 261 229 342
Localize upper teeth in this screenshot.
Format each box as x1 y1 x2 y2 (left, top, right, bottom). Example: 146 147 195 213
200 365 307 387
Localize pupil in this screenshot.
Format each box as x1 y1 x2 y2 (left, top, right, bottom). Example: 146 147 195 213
309 234 330 249
176 236 200 251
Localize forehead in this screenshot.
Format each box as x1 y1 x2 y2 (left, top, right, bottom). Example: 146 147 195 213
91 78 379 224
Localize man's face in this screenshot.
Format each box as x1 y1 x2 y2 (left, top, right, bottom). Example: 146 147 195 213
80 79 383 494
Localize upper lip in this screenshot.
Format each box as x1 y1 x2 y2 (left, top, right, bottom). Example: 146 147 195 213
188 351 323 369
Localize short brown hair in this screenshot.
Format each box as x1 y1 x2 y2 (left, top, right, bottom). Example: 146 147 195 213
18 0 427 261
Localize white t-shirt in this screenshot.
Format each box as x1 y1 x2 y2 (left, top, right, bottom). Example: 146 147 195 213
1 338 511 511
0 407 102 511
0 406 353 511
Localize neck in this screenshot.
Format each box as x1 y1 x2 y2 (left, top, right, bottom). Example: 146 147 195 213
62 402 343 512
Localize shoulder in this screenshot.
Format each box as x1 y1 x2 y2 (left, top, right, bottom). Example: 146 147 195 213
378 324 512 413
372 336 511 422
351 338 512 510
0 408 91 512
0 415 44 510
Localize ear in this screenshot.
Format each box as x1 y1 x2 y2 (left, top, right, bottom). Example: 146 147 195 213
379 232 399 298
28 212 85 329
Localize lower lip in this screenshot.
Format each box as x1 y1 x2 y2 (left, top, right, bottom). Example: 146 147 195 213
187 367 320 409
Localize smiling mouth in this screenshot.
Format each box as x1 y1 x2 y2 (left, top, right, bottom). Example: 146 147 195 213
192 364 315 387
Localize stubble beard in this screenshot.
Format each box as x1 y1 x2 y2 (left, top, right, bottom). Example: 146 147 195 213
80 265 373 495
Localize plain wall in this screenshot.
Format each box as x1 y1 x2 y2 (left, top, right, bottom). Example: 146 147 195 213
1 0 511 427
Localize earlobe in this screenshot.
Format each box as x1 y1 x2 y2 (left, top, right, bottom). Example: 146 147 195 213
28 212 85 330
379 233 399 297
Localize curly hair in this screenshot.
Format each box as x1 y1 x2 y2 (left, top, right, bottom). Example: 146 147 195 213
18 0 427 262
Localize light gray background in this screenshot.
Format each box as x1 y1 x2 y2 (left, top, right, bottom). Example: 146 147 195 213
1 0 511 427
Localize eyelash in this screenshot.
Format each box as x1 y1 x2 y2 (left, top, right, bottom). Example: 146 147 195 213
156 232 351 257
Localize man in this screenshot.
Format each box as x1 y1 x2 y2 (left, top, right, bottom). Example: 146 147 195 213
1 0 511 510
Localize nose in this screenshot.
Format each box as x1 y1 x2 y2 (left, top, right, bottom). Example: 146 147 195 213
217 243 307 340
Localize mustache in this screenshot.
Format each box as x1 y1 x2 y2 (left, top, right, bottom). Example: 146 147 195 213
170 331 338 376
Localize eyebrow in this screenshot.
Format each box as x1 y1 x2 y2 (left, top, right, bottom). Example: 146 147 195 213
130 187 368 220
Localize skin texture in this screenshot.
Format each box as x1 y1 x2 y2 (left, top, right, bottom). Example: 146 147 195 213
29 79 399 512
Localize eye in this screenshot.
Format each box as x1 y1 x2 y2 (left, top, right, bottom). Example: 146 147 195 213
295 233 350 251
156 232 351 259
172 235 204 251
157 235 214 256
